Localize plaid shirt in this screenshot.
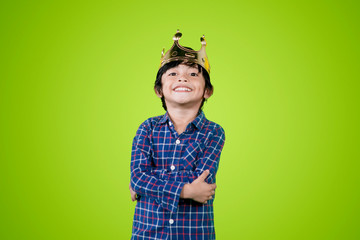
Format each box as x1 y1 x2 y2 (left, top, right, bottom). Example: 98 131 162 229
130 110 225 240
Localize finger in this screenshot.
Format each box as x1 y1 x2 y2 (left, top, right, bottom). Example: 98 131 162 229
198 170 210 181
133 193 137 201
208 195 212 200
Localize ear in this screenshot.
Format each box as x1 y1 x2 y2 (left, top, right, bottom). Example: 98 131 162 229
154 87 163 98
204 87 213 99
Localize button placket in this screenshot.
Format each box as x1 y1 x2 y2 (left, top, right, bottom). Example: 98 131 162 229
171 138 181 172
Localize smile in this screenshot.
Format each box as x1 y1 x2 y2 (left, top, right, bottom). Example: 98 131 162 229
173 87 192 92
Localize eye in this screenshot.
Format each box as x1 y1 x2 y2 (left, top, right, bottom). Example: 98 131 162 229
190 72 198 77
169 72 177 76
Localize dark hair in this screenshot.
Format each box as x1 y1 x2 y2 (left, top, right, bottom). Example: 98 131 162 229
154 60 213 111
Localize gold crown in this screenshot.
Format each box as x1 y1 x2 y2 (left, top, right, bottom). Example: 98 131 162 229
159 30 210 74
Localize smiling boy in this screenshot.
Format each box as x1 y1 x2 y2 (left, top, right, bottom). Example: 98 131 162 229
129 30 225 240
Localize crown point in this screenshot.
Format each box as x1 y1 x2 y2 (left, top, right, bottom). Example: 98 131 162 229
173 30 182 41
201 35 207 46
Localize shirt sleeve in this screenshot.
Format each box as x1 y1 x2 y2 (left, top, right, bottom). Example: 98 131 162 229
130 121 185 213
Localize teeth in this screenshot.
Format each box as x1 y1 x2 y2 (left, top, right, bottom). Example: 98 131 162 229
174 87 191 92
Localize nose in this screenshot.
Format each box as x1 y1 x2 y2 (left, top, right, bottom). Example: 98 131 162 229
178 74 188 82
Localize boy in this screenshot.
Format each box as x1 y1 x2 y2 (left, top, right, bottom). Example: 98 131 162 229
129 30 225 240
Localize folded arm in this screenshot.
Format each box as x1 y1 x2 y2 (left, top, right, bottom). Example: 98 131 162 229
168 125 225 203
130 121 225 210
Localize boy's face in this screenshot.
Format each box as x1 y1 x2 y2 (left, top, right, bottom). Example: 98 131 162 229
156 64 212 109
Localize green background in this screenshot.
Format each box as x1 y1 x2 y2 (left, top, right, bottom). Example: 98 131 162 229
1 0 359 239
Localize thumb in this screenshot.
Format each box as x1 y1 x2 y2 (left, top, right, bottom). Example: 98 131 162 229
198 170 210 181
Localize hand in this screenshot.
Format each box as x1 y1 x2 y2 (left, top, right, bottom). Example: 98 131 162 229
180 170 216 204
129 183 137 202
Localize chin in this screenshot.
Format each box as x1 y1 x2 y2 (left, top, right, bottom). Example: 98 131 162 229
165 96 203 107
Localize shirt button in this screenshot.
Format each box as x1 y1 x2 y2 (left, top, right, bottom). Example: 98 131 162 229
175 139 180 144
169 122 172 126
169 219 174 224
170 165 175 171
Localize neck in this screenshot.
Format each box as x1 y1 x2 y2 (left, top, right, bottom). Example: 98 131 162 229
167 107 200 134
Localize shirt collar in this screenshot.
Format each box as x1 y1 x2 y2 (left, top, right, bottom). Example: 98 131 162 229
191 110 206 130
158 110 206 130
158 111 170 124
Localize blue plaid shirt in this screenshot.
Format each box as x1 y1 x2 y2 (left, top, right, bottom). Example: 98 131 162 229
130 110 225 240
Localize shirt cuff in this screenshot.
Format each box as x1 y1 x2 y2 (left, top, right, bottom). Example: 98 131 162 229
161 181 185 212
